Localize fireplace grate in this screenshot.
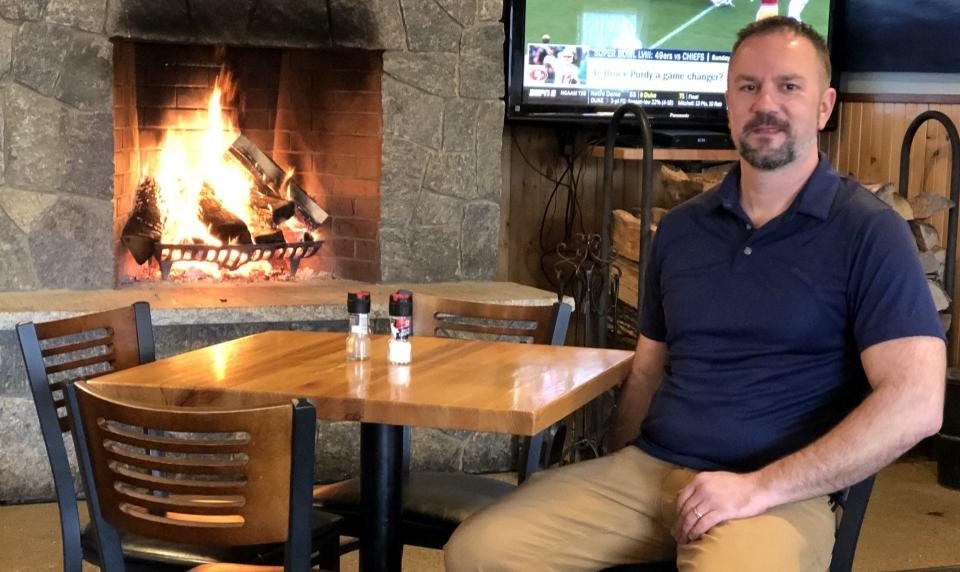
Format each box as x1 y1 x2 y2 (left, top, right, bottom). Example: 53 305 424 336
153 241 324 279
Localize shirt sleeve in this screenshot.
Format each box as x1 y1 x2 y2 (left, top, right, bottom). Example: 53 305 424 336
639 225 667 341
848 207 946 351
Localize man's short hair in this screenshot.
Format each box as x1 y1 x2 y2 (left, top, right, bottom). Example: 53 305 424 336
731 16 832 87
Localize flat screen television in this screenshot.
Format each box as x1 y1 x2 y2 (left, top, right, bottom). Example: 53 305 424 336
505 0 839 132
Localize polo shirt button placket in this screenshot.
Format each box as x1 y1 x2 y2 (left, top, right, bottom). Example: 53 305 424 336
743 246 753 255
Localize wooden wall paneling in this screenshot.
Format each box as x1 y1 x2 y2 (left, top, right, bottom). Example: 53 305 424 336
836 102 856 175
870 102 890 183
856 101 876 180
879 102 899 185
508 126 557 290
819 111 840 170
925 108 949 235
904 103 930 199
882 103 897 183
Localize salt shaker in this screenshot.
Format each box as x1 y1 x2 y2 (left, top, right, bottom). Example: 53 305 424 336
346 291 371 361
388 291 413 365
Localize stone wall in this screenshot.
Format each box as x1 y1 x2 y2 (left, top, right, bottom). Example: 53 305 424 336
0 0 504 290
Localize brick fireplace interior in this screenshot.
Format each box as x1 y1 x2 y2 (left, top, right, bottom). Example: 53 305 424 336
112 41 383 285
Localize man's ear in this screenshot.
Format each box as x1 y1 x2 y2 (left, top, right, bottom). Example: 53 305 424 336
818 87 837 130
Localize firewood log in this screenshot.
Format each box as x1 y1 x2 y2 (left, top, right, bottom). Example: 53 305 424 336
918 248 946 276
228 135 329 227
254 231 285 244
250 191 296 224
876 185 914 220
928 279 951 312
910 220 941 252
198 183 253 245
910 191 955 220
121 176 163 264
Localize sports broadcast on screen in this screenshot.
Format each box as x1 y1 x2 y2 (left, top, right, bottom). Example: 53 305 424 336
521 0 832 111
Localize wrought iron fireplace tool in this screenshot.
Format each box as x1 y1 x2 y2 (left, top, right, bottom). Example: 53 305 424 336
595 103 655 349
548 104 655 461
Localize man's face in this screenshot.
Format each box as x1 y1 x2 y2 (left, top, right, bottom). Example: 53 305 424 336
726 31 836 171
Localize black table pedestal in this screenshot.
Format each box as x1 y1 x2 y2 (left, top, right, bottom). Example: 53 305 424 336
360 422 405 572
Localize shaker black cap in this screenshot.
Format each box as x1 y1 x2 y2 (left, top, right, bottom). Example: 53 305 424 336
347 291 371 313
389 291 413 316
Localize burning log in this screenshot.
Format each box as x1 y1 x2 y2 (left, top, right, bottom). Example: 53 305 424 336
254 231 285 244
198 183 253 245
121 177 163 264
228 135 329 228
250 192 296 224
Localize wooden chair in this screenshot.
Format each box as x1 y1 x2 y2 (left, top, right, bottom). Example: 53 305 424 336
17 302 340 571
601 475 876 572
314 295 573 549
65 380 337 572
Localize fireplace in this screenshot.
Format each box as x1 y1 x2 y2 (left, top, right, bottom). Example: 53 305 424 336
0 1 525 504
0 0 505 291
113 42 382 283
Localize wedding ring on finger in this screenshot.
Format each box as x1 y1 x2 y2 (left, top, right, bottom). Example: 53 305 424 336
693 508 704 520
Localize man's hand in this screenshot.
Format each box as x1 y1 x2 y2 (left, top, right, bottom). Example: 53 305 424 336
672 471 775 544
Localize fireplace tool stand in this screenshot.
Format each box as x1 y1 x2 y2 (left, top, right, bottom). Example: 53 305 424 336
899 111 960 488
551 104 654 460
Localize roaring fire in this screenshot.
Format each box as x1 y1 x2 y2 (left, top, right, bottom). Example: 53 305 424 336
144 71 282 278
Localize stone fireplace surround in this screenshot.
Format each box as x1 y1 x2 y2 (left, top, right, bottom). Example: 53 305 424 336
0 0 518 502
0 0 505 290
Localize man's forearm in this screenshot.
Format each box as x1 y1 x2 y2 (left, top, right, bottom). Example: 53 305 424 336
753 338 945 508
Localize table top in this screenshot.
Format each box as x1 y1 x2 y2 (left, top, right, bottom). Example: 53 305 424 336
90 331 634 435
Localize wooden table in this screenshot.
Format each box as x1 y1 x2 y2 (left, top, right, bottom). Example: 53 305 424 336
90 331 634 571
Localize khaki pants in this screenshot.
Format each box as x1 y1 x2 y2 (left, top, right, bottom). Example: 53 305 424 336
444 447 835 572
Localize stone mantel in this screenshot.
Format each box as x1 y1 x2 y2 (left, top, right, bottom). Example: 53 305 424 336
0 279 555 328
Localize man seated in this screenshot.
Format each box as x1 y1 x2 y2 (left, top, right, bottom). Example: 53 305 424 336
445 17 945 572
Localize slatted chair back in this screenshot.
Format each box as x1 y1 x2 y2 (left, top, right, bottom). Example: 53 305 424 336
16 302 154 572
412 295 572 480
413 295 571 346
66 381 317 572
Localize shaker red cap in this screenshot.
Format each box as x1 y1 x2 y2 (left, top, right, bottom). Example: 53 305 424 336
347 291 371 313
389 291 413 316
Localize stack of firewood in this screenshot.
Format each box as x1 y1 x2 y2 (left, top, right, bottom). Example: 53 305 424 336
612 163 734 309
869 182 955 331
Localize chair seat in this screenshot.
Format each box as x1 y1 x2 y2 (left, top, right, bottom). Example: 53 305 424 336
81 509 344 570
314 471 516 547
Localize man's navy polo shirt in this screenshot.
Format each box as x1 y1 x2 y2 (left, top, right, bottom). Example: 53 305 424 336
635 155 944 472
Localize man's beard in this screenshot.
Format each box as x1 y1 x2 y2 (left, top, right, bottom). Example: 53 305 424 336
737 112 797 170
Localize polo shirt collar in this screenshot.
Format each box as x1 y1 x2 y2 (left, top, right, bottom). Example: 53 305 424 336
712 154 841 221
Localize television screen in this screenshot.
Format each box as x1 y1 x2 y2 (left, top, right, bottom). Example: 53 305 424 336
506 0 837 129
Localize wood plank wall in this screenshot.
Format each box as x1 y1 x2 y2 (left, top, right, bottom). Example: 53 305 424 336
502 126 651 293
502 98 960 360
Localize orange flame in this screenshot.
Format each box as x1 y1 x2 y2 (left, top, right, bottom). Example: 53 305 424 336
142 70 296 278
